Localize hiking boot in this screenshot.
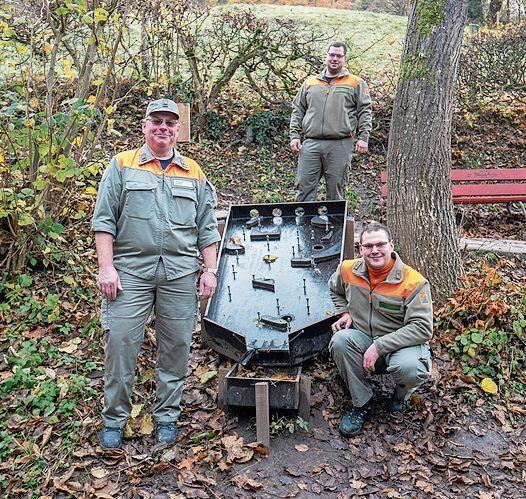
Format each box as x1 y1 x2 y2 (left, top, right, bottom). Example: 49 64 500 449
155 421 179 445
389 393 411 413
99 426 124 449
339 399 374 437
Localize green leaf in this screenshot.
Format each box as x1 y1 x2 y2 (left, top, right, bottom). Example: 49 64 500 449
471 332 484 344
199 370 217 384
467 347 476 357
18 213 34 226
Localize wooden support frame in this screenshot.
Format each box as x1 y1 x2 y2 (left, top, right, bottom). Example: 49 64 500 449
255 382 270 449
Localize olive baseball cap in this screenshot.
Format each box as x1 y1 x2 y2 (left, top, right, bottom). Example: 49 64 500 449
145 98 179 119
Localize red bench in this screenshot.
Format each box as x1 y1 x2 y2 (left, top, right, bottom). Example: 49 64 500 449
380 168 526 214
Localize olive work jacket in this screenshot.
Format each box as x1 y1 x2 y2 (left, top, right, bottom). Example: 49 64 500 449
329 253 433 356
289 68 372 143
91 144 221 280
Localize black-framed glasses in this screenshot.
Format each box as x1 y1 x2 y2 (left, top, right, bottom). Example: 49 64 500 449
146 117 178 127
361 241 389 251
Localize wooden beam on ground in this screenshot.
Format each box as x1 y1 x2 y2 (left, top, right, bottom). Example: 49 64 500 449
255 382 270 449
459 237 526 255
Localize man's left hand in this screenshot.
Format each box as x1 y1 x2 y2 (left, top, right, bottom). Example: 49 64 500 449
355 140 368 154
363 343 379 373
199 272 217 300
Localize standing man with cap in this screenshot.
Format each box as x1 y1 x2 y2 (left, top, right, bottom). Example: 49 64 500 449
290 41 372 201
92 98 221 449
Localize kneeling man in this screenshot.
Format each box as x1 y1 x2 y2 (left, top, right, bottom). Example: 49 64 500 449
329 222 433 436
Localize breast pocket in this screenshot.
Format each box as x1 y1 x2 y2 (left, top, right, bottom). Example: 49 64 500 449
124 181 157 219
170 187 197 226
372 295 405 319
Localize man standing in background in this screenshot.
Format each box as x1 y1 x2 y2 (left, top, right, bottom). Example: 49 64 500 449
290 41 372 201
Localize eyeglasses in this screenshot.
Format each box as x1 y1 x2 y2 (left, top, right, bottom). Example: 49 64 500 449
146 117 178 127
361 241 389 251
327 53 345 59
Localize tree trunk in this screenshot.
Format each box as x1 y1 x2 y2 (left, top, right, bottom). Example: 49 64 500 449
386 0 468 302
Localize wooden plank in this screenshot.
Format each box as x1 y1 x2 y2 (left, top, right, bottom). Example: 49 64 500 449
255 382 270 449
344 216 355 260
452 183 526 197
217 366 229 411
451 168 526 181
382 169 526 183
459 237 526 254
176 103 191 143
297 375 311 421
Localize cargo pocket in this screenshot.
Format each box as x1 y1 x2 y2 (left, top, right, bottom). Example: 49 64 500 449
101 295 111 331
418 342 432 376
170 187 198 226
124 181 156 219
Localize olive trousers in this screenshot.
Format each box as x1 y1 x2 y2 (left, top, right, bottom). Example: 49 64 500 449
295 137 354 201
101 260 198 427
329 328 432 408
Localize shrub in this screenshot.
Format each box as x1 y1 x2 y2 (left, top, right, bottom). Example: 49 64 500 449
458 23 526 106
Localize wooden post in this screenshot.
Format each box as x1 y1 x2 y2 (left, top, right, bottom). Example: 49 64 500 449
344 216 355 260
255 382 270 449
217 366 229 411
297 374 311 421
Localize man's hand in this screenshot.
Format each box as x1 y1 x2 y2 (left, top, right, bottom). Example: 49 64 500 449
355 139 368 154
290 138 302 154
331 312 353 332
98 265 123 301
363 343 379 373
199 272 217 300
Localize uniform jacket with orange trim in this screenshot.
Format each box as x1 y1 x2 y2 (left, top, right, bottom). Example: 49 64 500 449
91 145 221 280
329 253 433 356
290 68 372 142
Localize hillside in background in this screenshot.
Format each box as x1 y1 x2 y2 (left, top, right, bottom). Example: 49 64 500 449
220 2 407 74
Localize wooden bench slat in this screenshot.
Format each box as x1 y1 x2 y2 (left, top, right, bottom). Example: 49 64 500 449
451 168 526 181
380 169 526 205
381 169 526 183
452 183 526 196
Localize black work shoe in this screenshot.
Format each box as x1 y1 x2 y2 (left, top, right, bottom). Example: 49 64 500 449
99 426 124 449
155 421 179 445
389 394 411 413
339 399 374 437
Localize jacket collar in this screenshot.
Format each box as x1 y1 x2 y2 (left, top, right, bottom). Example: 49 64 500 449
138 144 189 171
316 68 350 81
353 252 405 283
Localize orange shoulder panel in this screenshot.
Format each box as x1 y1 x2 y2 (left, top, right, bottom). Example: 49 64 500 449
166 156 204 181
115 149 162 175
340 259 368 288
305 76 325 87
114 149 141 169
376 265 426 299
336 74 361 88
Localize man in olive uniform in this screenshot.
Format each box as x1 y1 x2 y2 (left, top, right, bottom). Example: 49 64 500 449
329 222 433 436
92 99 221 449
290 41 372 201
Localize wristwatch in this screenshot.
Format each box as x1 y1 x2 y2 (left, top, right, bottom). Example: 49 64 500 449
203 267 218 276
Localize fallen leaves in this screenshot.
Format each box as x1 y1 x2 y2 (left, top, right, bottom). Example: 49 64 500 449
480 377 498 394
232 474 263 490
294 443 309 452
